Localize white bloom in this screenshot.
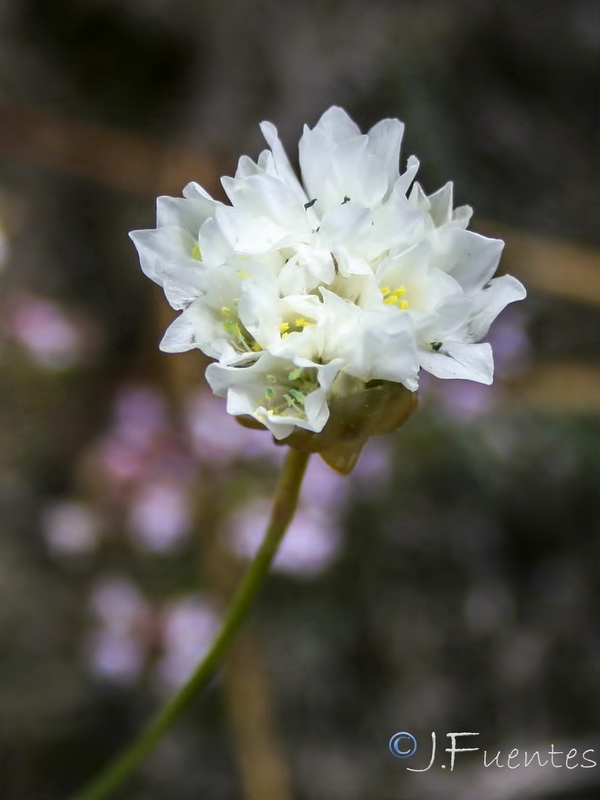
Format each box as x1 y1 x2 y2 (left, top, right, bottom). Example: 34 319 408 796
131 107 525 442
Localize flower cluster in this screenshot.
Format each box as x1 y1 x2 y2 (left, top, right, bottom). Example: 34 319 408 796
131 107 525 448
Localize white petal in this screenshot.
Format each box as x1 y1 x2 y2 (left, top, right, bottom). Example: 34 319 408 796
246 174 309 231
469 274 527 340
161 266 206 310
318 290 419 389
156 195 214 234
331 135 383 206
129 227 204 309
427 182 454 227
204 360 233 398
197 217 230 265
182 182 218 203
395 155 420 196
298 126 333 204
433 228 504 292
205 355 340 440
320 204 370 247
313 106 361 140
334 248 373 277
130 227 185 285
408 182 430 211
215 205 289 253
237 278 281 340
367 189 425 255
452 204 473 228
419 341 494 384
222 174 297 229
259 121 308 204
234 154 262 179
367 118 404 193
257 149 276 175
357 310 419 388
160 302 216 356
426 293 472 337
303 359 341 429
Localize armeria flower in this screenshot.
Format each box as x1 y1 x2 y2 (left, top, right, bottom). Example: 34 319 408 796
131 107 525 471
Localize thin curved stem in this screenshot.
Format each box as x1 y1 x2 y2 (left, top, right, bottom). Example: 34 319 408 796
70 447 310 800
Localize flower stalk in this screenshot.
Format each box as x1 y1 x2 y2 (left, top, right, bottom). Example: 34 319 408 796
70 447 310 800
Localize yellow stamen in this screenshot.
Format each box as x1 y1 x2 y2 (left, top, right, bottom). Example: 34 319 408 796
238 270 248 278
191 242 202 260
382 284 409 309
251 342 262 352
279 322 290 334
295 318 310 328
221 306 231 315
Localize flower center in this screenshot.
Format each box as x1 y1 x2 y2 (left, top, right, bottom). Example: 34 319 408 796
220 306 261 352
262 367 318 417
381 285 409 310
279 318 313 338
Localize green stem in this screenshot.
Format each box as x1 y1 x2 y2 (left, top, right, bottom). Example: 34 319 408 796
70 447 310 800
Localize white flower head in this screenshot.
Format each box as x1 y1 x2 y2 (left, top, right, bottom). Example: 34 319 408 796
131 107 525 467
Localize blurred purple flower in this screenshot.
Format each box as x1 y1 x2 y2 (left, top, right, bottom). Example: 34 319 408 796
229 497 341 578
155 596 220 689
436 379 497 421
90 577 148 633
487 309 531 377
185 390 284 467
95 385 195 486
300 454 348 509
4 293 91 369
350 438 392 488
97 436 149 483
42 500 99 555
87 629 145 685
112 386 169 447
87 577 151 684
127 482 192 551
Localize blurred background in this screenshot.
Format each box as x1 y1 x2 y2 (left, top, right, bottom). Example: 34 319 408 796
1 1 599 798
